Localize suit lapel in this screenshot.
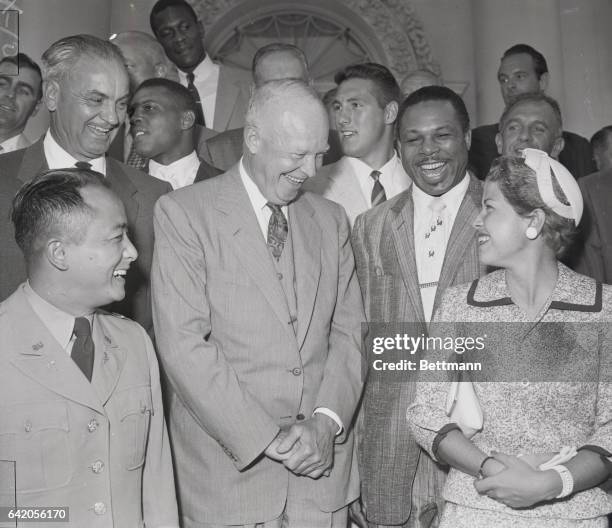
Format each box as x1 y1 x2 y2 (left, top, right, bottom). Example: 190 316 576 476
17 138 47 183
91 315 126 406
434 176 482 311
290 195 321 349
8 289 105 415
390 193 426 322
215 170 295 341
328 158 368 222
213 67 245 132
106 158 140 223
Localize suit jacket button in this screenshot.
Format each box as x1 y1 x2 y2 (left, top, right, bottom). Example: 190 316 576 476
91 460 105 474
87 419 99 432
296 413 305 420
291 368 302 376
93 502 106 515
24 420 32 433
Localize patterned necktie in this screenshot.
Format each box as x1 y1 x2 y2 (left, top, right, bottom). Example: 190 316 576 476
186 72 206 127
126 142 148 171
74 161 92 170
370 170 387 207
266 203 288 261
72 317 94 381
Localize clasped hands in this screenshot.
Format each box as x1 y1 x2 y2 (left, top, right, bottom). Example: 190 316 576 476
264 414 336 479
474 451 561 508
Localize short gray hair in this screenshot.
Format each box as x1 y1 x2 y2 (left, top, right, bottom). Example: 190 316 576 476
245 79 322 129
42 34 125 83
252 43 309 86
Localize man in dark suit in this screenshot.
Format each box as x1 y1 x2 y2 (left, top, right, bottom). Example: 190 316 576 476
150 0 250 132
130 78 220 188
0 168 178 526
469 44 595 180
352 86 487 527
0 34 169 332
151 79 364 527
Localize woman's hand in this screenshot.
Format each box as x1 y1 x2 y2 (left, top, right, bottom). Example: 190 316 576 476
474 453 561 508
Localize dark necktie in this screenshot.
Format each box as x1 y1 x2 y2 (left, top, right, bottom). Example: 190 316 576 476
75 161 92 170
370 169 387 207
267 203 288 261
72 317 94 381
186 72 206 127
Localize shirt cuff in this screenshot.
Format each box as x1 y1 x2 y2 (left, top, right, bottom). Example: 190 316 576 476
313 407 343 436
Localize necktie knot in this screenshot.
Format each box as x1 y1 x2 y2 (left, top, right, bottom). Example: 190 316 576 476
75 161 92 170
186 71 195 84
370 170 381 182
73 317 91 338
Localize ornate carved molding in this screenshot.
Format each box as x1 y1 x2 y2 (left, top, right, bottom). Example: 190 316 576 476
190 0 440 79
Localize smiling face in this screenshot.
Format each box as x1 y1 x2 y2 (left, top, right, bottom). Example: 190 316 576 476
46 56 129 161
497 53 546 105
63 185 137 314
496 100 563 158
130 85 189 162
246 96 329 205
333 77 393 167
0 62 41 136
152 5 205 71
474 180 530 267
398 100 470 196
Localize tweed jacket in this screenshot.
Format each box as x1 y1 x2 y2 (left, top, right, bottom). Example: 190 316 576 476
0 285 178 527
351 175 488 525
0 137 170 332
151 166 364 525
408 263 612 521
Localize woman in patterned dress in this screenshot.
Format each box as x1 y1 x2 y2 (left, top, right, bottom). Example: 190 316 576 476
407 149 612 527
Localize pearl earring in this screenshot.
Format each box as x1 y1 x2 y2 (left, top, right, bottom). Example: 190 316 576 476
525 226 538 240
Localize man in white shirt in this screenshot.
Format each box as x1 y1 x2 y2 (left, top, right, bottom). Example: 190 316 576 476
0 53 42 153
304 62 410 226
151 79 364 527
0 34 170 333
0 168 178 527
130 78 220 189
351 86 487 528
150 0 249 132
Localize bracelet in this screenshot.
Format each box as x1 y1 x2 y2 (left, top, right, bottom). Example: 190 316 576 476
478 455 494 478
549 464 574 498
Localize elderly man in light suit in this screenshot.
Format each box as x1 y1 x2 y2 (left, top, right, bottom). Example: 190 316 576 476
0 169 177 527
352 86 487 527
152 79 364 527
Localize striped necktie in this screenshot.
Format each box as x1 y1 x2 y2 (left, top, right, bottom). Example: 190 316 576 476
370 169 387 207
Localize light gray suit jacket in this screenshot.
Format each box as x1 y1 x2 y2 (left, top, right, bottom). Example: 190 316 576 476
0 285 178 527
304 156 411 227
151 166 364 525
351 175 487 525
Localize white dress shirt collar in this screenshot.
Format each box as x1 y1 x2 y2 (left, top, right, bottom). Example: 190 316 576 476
346 152 411 206
178 54 216 84
0 132 26 153
23 282 93 355
239 158 288 239
43 130 106 175
149 150 200 190
412 172 470 224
